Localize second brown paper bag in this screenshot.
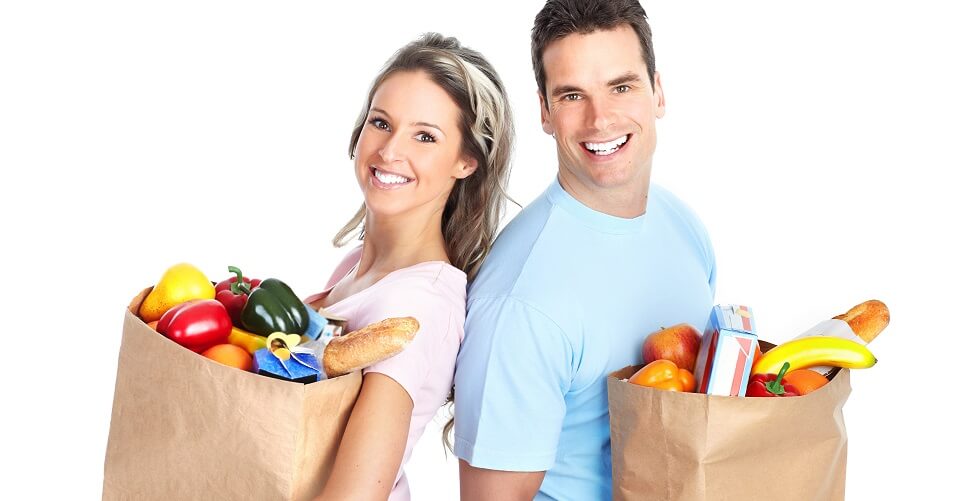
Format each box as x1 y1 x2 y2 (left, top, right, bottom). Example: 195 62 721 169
608 362 851 501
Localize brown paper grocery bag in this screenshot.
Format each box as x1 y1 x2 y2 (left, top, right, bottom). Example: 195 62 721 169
102 289 361 501
608 362 851 501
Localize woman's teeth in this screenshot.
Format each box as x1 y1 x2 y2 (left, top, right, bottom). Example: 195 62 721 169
584 135 628 156
373 168 411 185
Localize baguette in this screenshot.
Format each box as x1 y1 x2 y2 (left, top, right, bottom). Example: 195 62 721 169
833 300 889 343
322 317 420 378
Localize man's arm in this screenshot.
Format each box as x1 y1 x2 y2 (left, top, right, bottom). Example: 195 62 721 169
454 296 574 500
459 460 545 501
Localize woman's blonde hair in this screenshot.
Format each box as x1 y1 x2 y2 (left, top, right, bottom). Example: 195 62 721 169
334 33 515 283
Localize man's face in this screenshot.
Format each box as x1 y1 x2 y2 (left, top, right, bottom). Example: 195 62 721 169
539 24 665 208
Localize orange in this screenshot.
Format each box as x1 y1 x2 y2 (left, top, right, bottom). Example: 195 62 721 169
783 369 829 395
751 345 763 374
678 369 696 392
202 343 253 371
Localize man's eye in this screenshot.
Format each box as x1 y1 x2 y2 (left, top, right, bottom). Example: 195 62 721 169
415 132 436 143
614 85 631 93
368 118 390 130
562 93 582 101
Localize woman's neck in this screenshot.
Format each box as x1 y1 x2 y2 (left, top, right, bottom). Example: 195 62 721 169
356 209 449 278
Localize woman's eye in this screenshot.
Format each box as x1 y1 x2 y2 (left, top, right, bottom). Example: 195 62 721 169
368 118 390 130
415 132 436 143
614 85 631 93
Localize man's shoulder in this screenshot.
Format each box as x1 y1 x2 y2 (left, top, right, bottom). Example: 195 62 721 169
649 184 699 221
649 183 712 244
469 187 566 300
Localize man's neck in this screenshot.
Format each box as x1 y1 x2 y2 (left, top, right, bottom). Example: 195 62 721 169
557 169 651 219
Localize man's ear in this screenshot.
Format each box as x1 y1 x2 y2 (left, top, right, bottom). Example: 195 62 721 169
653 71 666 119
454 156 479 179
539 93 555 135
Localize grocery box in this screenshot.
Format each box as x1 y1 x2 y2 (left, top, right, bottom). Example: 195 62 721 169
693 304 760 396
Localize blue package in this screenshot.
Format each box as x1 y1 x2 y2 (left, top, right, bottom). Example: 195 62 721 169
252 348 322 383
302 304 329 342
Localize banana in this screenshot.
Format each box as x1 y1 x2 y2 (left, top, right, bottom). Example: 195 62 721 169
752 336 877 375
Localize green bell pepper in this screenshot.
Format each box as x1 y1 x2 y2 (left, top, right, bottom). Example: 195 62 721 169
239 278 310 336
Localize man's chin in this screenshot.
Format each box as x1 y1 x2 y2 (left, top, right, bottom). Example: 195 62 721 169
585 165 641 189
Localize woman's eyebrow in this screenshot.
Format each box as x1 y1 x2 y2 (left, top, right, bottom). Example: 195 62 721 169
370 107 392 118
413 121 442 132
371 107 443 133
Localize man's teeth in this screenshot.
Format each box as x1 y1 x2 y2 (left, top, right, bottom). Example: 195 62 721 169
374 168 411 185
584 135 628 155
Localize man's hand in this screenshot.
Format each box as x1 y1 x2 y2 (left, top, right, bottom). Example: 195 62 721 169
459 460 545 501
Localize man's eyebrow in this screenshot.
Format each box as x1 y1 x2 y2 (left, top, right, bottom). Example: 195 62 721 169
550 72 644 98
371 108 443 133
551 84 585 98
607 72 643 87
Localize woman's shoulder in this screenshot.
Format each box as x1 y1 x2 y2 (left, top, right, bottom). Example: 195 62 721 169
355 262 466 347
377 261 466 308
323 245 364 289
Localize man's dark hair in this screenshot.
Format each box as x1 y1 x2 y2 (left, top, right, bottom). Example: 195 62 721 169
532 0 655 101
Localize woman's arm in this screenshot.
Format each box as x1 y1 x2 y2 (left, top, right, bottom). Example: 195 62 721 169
315 372 413 501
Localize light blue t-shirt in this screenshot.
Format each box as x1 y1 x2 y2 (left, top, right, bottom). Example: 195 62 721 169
454 178 716 500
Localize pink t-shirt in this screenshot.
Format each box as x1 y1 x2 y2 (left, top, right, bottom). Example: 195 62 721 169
303 246 465 501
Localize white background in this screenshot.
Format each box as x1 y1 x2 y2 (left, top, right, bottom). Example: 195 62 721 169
2 1 958 499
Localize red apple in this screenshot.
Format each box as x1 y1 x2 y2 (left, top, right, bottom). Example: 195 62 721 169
641 324 702 371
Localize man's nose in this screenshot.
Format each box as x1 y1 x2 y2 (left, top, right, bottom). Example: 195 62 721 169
586 96 615 132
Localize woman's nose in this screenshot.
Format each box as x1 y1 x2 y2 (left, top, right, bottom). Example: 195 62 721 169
378 133 405 163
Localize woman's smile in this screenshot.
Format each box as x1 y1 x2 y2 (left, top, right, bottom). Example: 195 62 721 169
369 166 415 189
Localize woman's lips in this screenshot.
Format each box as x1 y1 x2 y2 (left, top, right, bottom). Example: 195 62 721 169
369 166 414 189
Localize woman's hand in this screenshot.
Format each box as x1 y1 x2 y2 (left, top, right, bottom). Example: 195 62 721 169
314 372 414 501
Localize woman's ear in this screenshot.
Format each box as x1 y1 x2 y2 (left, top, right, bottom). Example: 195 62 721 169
454 156 479 179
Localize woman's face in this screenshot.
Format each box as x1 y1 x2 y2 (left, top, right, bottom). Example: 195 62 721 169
354 70 477 220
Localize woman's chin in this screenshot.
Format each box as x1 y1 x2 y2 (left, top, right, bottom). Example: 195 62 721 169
361 197 411 219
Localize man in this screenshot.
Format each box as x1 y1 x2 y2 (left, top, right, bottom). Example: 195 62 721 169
453 1 717 499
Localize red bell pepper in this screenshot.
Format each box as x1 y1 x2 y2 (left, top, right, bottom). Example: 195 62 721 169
215 266 262 325
745 362 800 397
156 299 232 353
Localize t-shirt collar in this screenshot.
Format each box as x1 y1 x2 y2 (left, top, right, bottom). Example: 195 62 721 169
545 176 648 234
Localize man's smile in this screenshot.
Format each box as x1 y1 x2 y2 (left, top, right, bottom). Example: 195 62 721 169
580 134 631 158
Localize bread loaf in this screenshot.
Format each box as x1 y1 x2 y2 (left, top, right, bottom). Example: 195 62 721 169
833 300 889 343
322 317 420 378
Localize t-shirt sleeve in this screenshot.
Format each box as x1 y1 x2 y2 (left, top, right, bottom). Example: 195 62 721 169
660 188 717 298
453 295 574 472
358 280 455 402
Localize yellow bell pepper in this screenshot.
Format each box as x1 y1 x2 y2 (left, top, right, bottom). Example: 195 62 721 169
227 326 267 354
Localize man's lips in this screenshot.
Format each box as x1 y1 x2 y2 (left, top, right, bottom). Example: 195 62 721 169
580 134 632 157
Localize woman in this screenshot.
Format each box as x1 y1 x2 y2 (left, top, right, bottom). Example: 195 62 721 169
305 33 514 501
